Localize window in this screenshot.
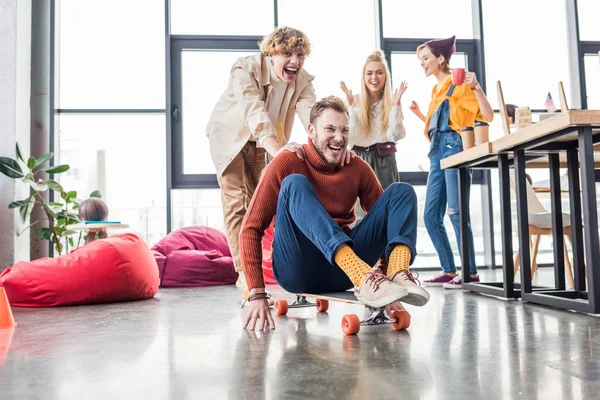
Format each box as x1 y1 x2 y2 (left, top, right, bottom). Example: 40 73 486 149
180 50 255 175
584 54 600 109
57 0 165 109
382 0 474 39
390 52 468 172
170 0 274 36
278 0 378 144
171 189 224 232
57 115 167 245
577 0 600 41
482 0 570 110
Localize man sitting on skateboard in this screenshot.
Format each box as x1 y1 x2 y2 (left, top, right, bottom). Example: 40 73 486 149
240 96 429 330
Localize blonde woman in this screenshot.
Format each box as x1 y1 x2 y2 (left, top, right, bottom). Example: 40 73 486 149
207 26 354 291
340 50 408 220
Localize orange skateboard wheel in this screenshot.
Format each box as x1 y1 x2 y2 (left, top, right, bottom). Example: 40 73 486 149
341 314 360 335
274 299 288 315
391 310 411 330
316 299 329 312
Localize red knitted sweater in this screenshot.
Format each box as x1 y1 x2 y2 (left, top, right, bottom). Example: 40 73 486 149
239 140 383 290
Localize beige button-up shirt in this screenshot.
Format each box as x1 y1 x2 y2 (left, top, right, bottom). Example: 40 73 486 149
206 53 316 177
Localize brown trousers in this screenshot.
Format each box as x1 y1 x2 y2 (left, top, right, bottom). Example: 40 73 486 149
218 142 267 272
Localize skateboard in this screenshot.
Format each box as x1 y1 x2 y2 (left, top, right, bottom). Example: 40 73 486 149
272 291 411 335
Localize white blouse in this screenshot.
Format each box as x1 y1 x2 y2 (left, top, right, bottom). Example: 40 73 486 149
348 101 407 148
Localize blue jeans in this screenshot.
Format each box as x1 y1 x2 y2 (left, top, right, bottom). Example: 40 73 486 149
272 174 418 294
424 131 477 275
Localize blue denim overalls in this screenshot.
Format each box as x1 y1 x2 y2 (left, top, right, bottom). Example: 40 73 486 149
423 85 477 274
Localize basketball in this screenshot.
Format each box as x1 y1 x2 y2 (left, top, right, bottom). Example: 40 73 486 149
78 197 109 221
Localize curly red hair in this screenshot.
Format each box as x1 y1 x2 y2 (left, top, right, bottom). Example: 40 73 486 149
259 26 311 57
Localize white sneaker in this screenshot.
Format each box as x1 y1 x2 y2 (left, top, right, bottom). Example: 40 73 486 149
389 270 430 307
354 269 409 308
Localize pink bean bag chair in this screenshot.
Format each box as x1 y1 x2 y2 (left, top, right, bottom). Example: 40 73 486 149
151 226 237 287
0 233 159 307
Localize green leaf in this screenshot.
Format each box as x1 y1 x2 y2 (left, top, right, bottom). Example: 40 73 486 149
44 179 63 192
89 190 102 198
49 202 63 207
15 143 24 163
66 191 76 201
9 199 30 209
35 227 53 241
42 203 57 219
19 198 34 224
56 217 66 227
68 237 74 247
0 157 25 178
28 180 48 192
43 164 70 174
34 153 54 168
27 156 36 169
66 217 80 225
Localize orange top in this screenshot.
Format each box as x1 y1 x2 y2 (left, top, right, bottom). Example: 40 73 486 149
423 74 491 140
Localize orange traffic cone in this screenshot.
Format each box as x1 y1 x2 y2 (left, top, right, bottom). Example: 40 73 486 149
0 287 17 329
0 327 15 365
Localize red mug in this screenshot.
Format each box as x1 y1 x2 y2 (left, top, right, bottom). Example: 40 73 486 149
452 68 465 86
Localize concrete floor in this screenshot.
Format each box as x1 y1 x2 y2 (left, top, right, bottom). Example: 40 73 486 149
1 269 600 400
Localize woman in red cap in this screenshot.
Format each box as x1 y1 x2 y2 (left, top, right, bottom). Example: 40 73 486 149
409 36 493 289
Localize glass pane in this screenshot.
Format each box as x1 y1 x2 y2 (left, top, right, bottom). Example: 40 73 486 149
412 185 486 269
58 0 165 109
171 0 274 35
482 0 570 110
181 50 255 175
577 0 600 41
171 189 224 231
585 54 600 109
278 0 377 145
382 0 473 39
390 52 467 172
57 114 167 246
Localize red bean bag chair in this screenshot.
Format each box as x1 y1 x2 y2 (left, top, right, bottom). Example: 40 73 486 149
0 233 159 307
151 226 238 287
261 226 277 285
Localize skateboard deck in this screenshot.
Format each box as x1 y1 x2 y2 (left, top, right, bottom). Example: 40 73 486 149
272 290 410 335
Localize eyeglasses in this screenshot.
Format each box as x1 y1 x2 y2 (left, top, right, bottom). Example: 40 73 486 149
321 124 350 134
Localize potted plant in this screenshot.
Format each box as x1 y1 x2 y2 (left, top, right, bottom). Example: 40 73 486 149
0 143 101 255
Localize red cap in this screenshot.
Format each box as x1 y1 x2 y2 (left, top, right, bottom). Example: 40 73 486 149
424 35 456 64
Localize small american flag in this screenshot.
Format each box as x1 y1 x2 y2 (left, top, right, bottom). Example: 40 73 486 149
545 92 556 113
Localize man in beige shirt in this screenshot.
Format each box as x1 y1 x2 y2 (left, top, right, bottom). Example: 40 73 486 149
207 27 323 290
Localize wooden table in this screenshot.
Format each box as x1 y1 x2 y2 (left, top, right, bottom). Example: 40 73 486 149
442 110 600 313
68 223 130 244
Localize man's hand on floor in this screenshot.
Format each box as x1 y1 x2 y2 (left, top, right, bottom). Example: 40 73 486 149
243 298 275 331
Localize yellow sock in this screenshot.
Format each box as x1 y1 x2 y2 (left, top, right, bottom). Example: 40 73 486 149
387 245 411 276
334 245 373 287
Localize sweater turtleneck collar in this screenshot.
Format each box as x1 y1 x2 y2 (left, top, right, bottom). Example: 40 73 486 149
304 139 339 173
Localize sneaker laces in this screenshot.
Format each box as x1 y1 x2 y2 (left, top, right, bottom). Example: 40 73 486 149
394 270 421 286
428 273 449 281
363 269 389 293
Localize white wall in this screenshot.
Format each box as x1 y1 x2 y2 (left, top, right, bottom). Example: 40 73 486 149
0 0 32 271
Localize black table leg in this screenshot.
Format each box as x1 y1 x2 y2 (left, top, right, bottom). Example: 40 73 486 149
514 149 532 294
549 153 565 290
458 167 470 283
578 126 600 312
566 148 585 292
498 154 516 298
